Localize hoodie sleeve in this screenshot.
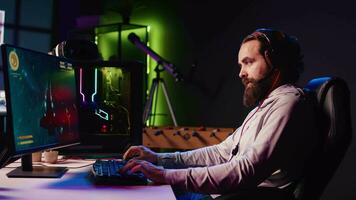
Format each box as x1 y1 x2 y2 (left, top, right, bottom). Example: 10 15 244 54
157 128 240 168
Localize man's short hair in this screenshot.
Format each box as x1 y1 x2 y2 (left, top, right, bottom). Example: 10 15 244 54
242 28 304 84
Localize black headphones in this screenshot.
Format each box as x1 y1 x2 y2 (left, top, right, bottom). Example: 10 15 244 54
50 39 100 60
246 28 304 84
248 28 287 70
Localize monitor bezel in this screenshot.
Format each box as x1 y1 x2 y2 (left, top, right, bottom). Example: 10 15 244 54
1 44 81 158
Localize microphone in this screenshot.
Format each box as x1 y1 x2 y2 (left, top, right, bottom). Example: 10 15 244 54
128 33 183 82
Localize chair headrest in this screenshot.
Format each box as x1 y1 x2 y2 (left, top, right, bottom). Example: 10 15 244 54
305 76 350 108
304 76 351 150
304 76 332 91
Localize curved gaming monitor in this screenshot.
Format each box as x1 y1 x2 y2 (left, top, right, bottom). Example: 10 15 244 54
0 44 80 178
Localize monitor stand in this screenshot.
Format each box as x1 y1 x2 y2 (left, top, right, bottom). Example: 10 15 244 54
6 154 68 178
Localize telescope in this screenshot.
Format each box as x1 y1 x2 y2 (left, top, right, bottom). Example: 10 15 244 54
128 32 183 82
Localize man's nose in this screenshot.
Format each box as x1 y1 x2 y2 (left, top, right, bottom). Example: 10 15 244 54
239 67 246 79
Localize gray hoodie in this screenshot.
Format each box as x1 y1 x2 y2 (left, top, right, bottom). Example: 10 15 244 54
157 84 318 194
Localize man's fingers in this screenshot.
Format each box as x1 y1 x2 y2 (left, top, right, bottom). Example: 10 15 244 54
123 146 141 160
123 146 137 160
130 164 144 174
129 161 166 184
121 160 147 174
120 159 139 173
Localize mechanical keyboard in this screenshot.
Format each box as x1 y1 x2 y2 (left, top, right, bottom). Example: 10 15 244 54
91 159 148 185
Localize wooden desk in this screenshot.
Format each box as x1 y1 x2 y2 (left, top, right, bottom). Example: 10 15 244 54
0 159 176 200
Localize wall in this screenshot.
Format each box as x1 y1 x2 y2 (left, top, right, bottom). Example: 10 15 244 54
0 0 54 53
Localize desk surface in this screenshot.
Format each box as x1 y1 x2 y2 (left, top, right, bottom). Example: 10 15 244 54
0 159 176 200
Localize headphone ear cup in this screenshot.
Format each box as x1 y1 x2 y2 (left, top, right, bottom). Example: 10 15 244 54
264 50 274 68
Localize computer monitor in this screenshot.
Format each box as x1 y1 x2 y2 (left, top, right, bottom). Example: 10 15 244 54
0 44 80 177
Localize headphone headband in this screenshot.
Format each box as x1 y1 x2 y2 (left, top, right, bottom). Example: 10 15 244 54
249 28 286 53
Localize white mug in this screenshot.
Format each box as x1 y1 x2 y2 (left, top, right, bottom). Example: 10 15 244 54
43 150 58 164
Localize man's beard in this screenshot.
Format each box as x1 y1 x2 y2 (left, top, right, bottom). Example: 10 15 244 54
242 76 273 108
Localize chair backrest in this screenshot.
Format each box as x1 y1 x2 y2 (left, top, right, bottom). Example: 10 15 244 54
298 76 352 199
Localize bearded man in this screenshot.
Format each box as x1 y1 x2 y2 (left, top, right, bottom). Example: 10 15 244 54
120 28 318 200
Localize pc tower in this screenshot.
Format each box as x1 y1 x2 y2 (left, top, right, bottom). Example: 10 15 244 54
73 60 144 154
57 23 148 154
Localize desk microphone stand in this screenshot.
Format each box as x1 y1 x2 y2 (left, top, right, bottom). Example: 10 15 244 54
143 64 178 126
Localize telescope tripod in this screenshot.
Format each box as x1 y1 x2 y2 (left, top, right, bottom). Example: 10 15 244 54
143 65 178 126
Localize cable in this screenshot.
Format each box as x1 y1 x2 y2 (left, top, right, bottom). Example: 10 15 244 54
34 162 94 169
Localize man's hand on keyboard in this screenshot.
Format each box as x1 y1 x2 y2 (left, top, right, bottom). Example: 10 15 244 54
123 145 158 164
119 159 166 184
